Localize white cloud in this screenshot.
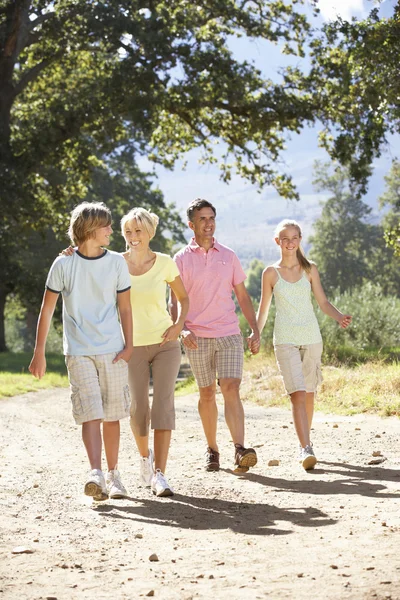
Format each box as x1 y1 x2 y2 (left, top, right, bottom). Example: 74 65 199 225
317 0 367 21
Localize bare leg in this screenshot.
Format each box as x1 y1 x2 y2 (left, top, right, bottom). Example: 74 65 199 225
130 420 150 458
82 419 102 470
305 392 315 433
290 391 311 448
154 429 172 473
198 382 218 451
219 378 245 446
103 420 120 471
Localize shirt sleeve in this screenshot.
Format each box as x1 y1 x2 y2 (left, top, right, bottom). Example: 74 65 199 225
232 253 247 287
165 256 180 283
45 258 64 293
117 256 131 293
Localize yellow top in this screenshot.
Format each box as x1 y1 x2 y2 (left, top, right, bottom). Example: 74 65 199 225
130 253 180 346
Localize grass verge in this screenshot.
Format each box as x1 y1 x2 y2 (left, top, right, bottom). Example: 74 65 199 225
0 352 68 398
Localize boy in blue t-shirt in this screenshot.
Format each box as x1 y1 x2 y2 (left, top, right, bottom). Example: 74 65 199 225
29 202 133 500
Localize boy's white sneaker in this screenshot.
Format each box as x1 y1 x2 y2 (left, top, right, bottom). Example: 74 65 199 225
140 449 154 488
106 468 128 499
84 469 108 501
299 445 317 471
151 469 174 497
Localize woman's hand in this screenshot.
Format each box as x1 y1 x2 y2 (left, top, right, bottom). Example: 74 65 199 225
160 324 182 346
60 246 75 256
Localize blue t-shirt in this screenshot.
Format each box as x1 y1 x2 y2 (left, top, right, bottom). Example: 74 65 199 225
46 250 131 356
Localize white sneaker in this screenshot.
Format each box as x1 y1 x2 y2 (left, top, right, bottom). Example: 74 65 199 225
140 449 154 488
106 468 128 499
151 469 174 497
299 445 317 471
84 469 108 500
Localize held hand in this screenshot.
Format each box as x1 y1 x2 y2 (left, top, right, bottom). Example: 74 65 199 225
181 329 198 350
160 324 182 347
60 246 75 256
29 354 46 379
247 330 261 355
338 314 352 329
113 346 133 364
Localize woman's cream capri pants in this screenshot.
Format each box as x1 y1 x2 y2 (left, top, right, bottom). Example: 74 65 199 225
128 341 181 436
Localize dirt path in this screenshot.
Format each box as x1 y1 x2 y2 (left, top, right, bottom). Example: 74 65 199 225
1 388 400 600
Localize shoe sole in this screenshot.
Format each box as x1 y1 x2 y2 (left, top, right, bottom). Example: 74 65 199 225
233 450 258 473
205 463 220 472
152 488 174 497
84 482 108 501
108 492 127 499
302 456 317 470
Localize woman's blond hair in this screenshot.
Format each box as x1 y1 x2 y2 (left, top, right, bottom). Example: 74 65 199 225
121 207 159 248
68 202 112 246
274 219 312 273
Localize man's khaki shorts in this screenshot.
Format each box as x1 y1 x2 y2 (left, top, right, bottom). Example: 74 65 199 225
274 342 323 395
185 334 244 388
65 353 131 424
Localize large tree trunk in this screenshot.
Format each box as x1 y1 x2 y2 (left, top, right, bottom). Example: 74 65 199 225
0 288 8 352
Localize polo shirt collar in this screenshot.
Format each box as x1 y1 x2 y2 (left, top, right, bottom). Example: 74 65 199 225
188 237 220 252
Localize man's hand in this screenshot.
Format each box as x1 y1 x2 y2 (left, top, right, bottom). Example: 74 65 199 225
29 353 47 379
247 329 260 355
181 329 198 350
113 346 134 364
160 324 182 346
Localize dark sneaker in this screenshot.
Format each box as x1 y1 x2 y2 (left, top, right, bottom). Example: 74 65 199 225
205 447 220 472
234 444 257 474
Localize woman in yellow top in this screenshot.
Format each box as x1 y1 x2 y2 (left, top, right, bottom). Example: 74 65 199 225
121 208 189 497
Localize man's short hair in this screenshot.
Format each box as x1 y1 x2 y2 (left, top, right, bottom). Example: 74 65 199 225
68 202 112 246
187 198 217 222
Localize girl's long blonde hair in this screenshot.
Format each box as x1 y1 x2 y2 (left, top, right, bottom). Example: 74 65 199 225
274 219 312 273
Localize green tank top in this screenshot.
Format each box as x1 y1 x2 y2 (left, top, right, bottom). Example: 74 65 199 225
273 267 322 346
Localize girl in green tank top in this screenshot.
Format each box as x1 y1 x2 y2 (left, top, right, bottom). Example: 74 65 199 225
256 220 352 471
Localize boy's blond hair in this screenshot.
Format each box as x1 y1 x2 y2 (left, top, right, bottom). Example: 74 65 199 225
121 207 159 247
68 202 112 246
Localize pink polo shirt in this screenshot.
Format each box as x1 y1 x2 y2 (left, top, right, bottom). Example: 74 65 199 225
174 238 246 338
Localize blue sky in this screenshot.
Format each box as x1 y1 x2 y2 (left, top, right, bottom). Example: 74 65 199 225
138 1 399 260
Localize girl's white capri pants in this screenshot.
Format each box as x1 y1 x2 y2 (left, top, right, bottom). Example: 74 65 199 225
274 342 323 395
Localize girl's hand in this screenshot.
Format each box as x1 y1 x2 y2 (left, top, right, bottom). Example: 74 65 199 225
60 246 75 256
338 314 352 329
160 324 182 346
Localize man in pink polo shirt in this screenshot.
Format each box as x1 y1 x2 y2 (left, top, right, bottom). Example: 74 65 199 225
171 198 260 473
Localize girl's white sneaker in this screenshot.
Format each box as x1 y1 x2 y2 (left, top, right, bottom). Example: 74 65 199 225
151 469 174 497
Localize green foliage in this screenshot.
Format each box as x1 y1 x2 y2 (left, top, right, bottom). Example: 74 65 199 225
378 160 400 256
318 282 400 352
309 161 400 295
245 259 265 303
308 5 400 195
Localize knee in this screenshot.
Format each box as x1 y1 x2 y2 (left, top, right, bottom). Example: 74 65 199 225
199 385 216 404
290 390 306 405
219 379 241 396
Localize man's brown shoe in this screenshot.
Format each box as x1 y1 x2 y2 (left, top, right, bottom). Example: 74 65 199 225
205 447 220 472
233 444 257 474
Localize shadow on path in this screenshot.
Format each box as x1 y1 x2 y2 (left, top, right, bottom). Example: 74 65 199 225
229 461 400 498
93 493 336 536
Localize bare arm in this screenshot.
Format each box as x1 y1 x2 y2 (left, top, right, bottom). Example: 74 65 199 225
310 265 352 328
161 276 189 346
256 267 276 334
29 290 59 379
169 285 197 349
114 289 134 363
234 281 260 354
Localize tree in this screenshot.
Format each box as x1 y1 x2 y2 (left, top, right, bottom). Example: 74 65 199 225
309 161 373 293
245 259 265 303
0 0 322 350
378 160 400 256
308 4 400 197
